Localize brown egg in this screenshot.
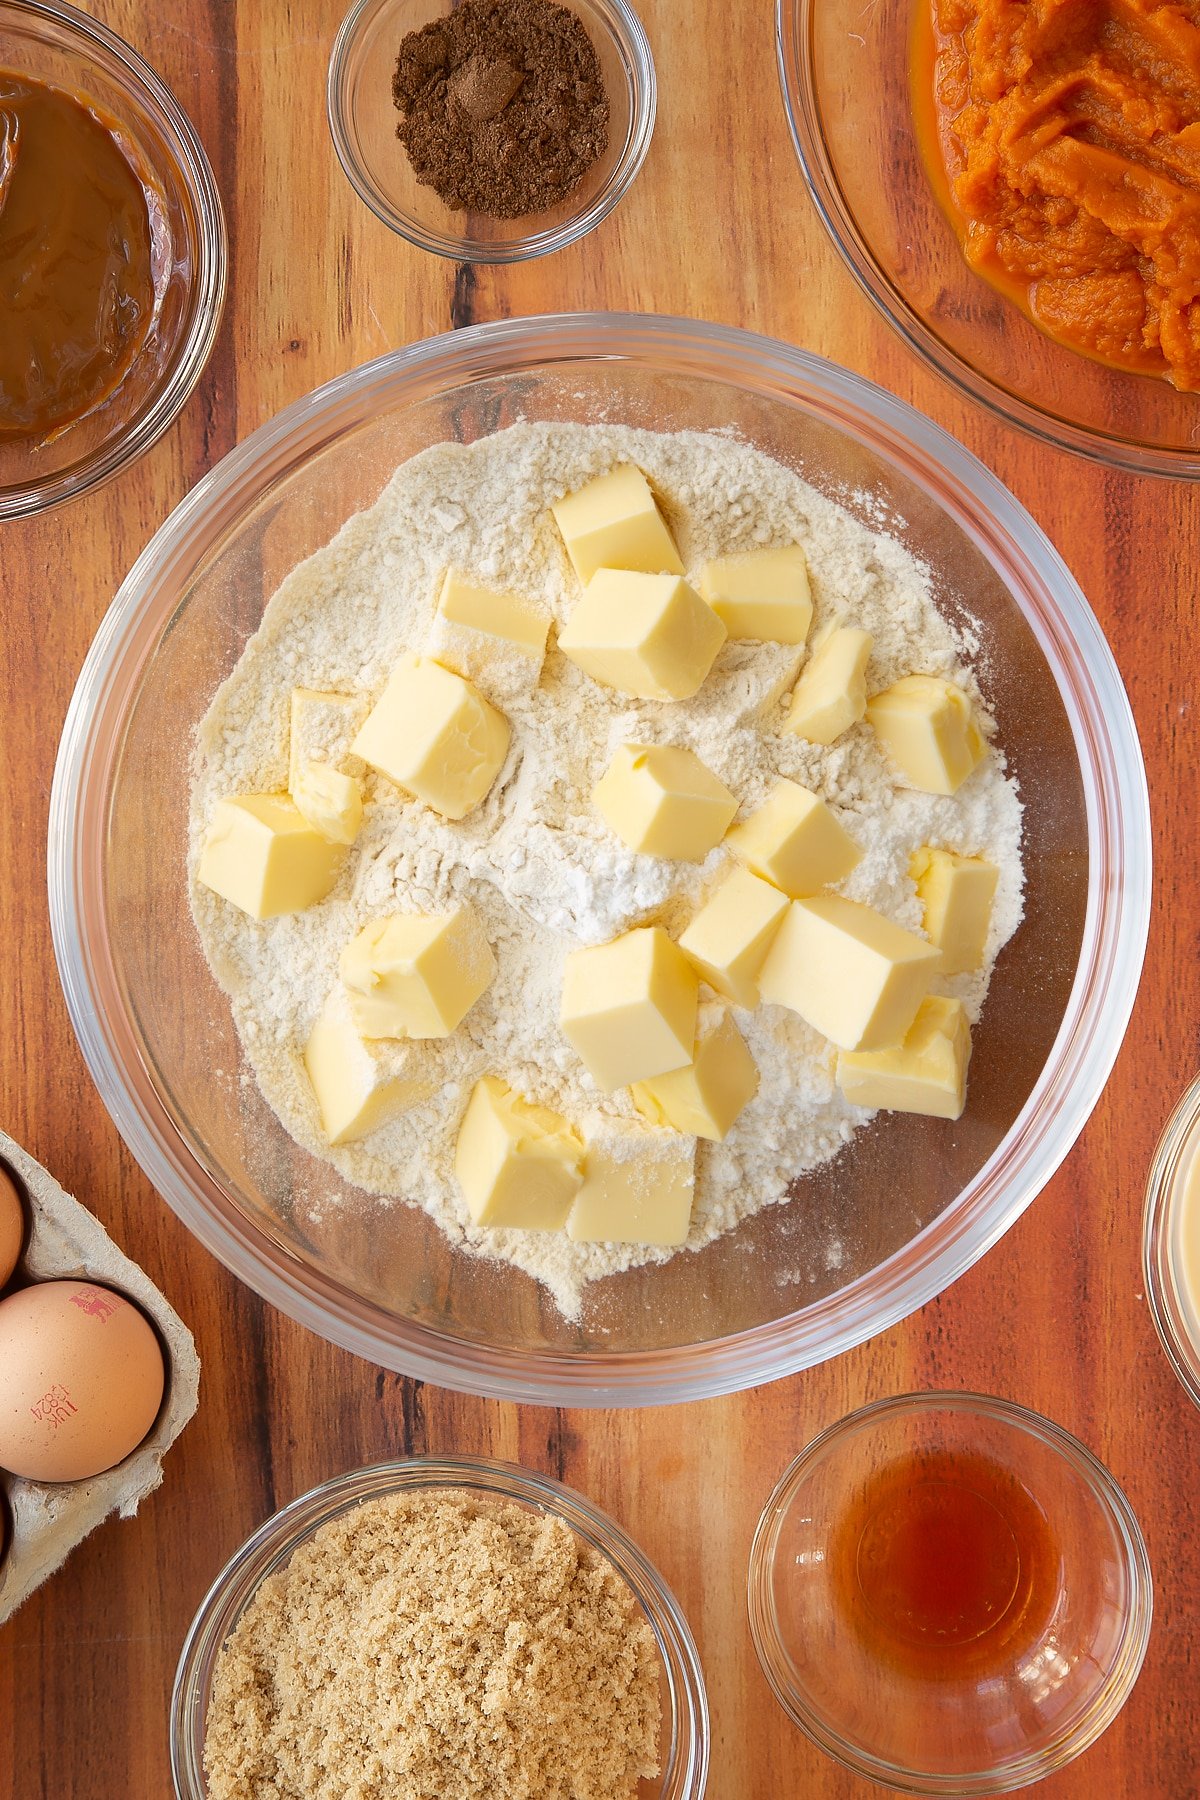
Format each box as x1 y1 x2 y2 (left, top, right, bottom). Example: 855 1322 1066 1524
0 1279 165 1482
0 1165 24 1288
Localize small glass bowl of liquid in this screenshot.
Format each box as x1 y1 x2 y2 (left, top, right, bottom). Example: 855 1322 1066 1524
1143 1074 1200 1411
748 1392 1152 1794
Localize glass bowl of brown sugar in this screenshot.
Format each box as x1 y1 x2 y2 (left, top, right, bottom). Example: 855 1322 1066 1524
171 1456 708 1800
327 0 655 262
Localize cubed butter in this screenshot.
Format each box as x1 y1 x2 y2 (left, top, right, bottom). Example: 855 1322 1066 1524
288 688 368 791
558 570 726 702
292 761 363 846
455 1076 584 1230
304 993 432 1145
436 567 549 656
910 847 999 973
631 1004 759 1141
699 545 813 644
428 569 550 707
759 895 940 1050
726 779 861 897
339 906 495 1039
677 866 789 1008
866 674 986 795
594 743 738 862
197 795 345 919
567 1117 696 1246
551 463 683 584
784 625 872 745
560 926 698 1093
836 995 972 1120
352 653 510 819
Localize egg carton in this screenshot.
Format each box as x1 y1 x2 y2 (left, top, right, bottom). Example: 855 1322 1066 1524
0 1127 200 1625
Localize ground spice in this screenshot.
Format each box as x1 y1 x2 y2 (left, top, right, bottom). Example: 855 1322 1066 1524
202 1490 662 1800
392 0 610 220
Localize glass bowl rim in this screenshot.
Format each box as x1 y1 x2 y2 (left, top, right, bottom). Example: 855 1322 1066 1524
774 0 1200 480
1142 1071 1200 1411
325 0 657 263
746 1388 1155 1796
0 0 227 519
169 1452 710 1800
48 311 1151 1407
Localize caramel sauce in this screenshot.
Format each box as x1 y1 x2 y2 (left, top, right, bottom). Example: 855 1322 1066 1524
830 1449 1060 1677
0 74 164 442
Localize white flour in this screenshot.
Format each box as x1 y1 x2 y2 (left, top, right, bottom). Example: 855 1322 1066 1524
189 423 1024 1319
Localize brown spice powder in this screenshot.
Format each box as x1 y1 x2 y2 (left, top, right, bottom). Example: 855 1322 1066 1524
392 0 610 220
202 1491 662 1800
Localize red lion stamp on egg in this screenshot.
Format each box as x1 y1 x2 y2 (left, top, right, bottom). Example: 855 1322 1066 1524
67 1286 119 1323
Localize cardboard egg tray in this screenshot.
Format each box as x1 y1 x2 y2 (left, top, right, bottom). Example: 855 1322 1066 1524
0 1127 200 1624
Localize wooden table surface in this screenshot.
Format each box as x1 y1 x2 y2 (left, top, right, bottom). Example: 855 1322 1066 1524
2 2 1196 1795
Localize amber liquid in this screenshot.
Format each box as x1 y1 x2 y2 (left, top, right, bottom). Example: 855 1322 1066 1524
830 1450 1060 1678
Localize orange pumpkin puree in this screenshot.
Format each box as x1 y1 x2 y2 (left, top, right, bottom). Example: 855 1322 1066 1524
916 0 1200 389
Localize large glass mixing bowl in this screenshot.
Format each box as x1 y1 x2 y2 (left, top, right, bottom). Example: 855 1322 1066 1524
48 315 1150 1405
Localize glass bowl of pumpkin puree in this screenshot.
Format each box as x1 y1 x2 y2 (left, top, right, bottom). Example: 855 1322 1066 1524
778 0 1200 477
0 0 225 518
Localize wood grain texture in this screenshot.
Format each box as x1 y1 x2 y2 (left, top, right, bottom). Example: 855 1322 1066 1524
1 2 1196 1796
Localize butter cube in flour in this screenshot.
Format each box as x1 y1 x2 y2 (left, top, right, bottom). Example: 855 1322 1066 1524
198 795 346 919
784 626 872 745
455 1076 584 1230
304 993 433 1145
561 926 698 1093
594 743 738 862
760 895 940 1051
726 779 861 897
567 1117 696 1246
288 688 368 791
699 545 813 644
837 995 972 1120
910 847 998 973
632 1004 759 1141
677 866 789 1008
292 762 363 846
558 570 726 701
552 463 683 584
352 654 509 819
339 906 495 1039
867 675 986 795
427 569 550 703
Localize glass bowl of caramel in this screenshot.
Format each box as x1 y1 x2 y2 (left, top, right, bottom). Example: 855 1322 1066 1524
327 0 655 263
778 0 1200 477
748 1392 1153 1793
0 0 225 518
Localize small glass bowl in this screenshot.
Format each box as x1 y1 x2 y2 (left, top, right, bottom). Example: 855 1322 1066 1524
777 0 1200 477
747 1393 1153 1795
327 0 655 262
171 1455 709 1800
1143 1073 1200 1411
0 0 226 517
